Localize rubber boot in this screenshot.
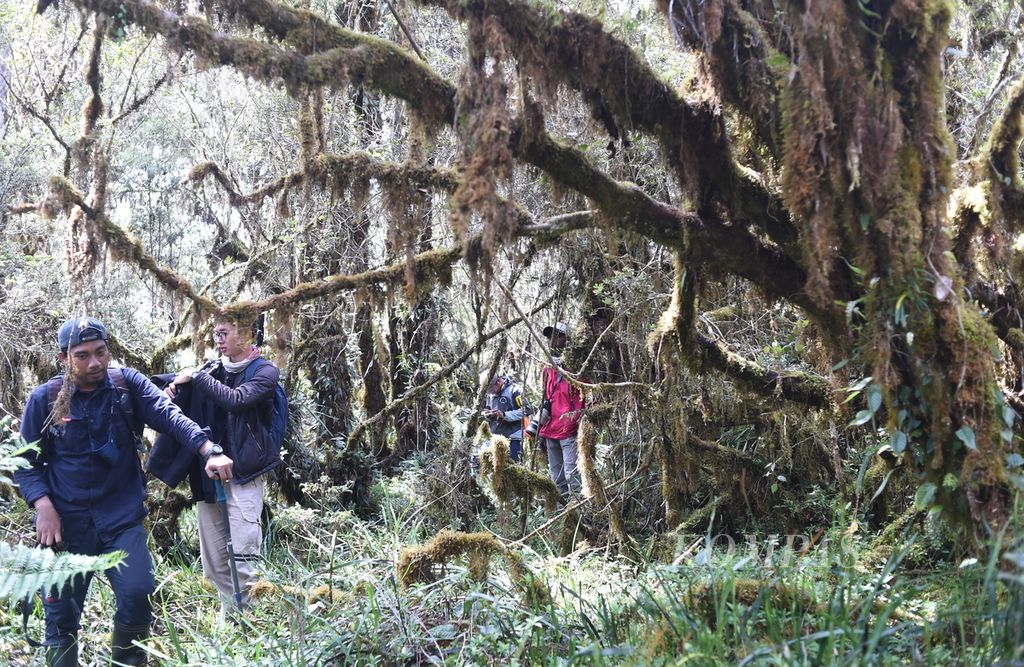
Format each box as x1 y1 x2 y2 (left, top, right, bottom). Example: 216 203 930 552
111 622 149 666
46 634 78 667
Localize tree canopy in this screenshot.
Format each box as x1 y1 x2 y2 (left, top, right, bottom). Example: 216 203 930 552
1 0 1023 544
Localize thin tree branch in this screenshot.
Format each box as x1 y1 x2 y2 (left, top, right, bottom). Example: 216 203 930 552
111 57 179 126
347 293 558 447
382 0 425 61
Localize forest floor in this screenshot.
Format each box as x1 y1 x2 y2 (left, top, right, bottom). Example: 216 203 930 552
1 462 1022 666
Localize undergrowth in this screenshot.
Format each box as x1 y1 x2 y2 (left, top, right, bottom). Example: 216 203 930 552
1 469 1022 665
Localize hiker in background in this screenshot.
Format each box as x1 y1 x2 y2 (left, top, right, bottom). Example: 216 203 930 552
483 374 530 462
16 316 232 667
158 314 284 616
537 322 585 499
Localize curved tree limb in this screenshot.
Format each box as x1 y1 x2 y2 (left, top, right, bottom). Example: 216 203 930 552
223 245 464 322
40 176 220 311
421 0 798 253
520 210 596 242
68 0 454 127
695 332 832 408
347 294 557 448
981 75 1024 231
515 121 840 330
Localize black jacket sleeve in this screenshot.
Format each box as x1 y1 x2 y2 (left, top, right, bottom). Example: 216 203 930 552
191 361 278 412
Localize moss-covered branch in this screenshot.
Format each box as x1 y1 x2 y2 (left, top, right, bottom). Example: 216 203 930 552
695 333 832 408
396 528 549 604
42 176 220 311
520 210 596 243
516 123 838 329
576 418 627 545
968 278 1024 354
195 0 456 128
229 0 797 262
651 253 830 408
346 294 557 447
224 245 462 322
421 0 797 254
478 427 563 514
32 175 474 327
188 152 461 211
980 75 1024 231
68 0 454 127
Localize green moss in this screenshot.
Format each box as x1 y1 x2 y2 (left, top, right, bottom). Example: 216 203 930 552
396 529 502 586
1005 328 1024 351
478 426 562 513
396 528 550 605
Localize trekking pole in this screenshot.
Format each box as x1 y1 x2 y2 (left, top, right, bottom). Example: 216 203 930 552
214 478 244 611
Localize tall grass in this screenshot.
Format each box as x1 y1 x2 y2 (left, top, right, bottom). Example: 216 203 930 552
2 469 1023 665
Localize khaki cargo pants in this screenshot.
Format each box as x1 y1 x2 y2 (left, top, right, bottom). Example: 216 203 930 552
197 476 265 614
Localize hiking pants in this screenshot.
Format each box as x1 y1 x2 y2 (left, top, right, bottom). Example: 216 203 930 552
509 438 522 462
543 436 581 498
43 518 153 644
197 476 265 612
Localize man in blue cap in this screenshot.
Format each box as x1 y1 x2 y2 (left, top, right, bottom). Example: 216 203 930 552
15 316 233 666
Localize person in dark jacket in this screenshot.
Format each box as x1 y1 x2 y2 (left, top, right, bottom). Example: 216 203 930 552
15 316 232 667
484 374 528 461
163 314 282 616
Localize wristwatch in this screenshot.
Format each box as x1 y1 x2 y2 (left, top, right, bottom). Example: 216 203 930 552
205 443 224 459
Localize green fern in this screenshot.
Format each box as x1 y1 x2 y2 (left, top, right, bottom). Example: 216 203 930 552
0 542 125 599
0 415 33 486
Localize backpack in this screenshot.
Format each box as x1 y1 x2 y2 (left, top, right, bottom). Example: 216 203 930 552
515 387 534 432
242 358 289 450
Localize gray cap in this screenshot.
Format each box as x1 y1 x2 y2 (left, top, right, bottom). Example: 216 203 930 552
58 316 108 352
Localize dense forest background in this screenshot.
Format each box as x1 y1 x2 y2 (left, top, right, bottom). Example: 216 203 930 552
1 0 1024 663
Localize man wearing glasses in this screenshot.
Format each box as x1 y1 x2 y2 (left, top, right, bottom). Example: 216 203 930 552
159 314 283 618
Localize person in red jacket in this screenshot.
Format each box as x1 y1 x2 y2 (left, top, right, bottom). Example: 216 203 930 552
537 322 585 498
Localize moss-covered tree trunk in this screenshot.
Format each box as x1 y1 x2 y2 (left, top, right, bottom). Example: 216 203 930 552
661 0 1010 532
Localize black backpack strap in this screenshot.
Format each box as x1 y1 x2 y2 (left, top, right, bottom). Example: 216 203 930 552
46 375 63 408
109 368 144 447
38 375 66 459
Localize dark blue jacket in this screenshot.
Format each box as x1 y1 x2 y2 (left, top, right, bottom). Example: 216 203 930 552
16 367 209 541
147 359 282 498
191 361 282 489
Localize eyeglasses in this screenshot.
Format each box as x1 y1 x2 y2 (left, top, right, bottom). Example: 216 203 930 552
212 331 231 342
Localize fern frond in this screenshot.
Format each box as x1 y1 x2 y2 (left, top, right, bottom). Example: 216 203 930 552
0 543 125 599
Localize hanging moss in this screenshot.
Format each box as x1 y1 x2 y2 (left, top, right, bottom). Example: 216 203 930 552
477 423 562 513
40 176 219 310
576 417 626 545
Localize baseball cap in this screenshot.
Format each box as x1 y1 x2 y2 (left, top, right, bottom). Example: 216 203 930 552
542 322 569 338
58 316 109 352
